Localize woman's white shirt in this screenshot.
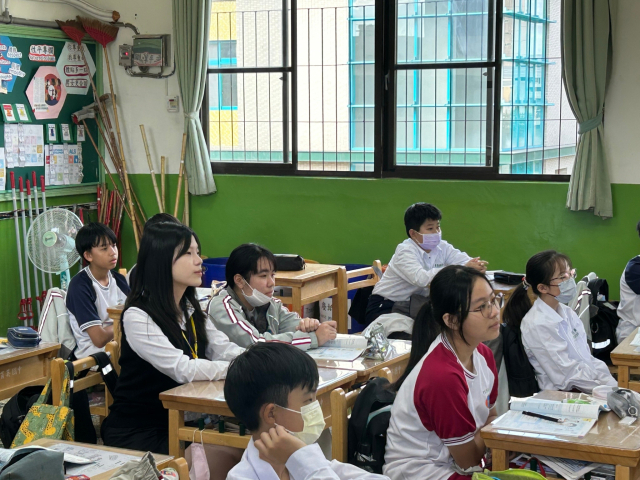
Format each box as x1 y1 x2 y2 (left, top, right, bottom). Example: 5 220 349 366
122 306 245 384
521 297 616 393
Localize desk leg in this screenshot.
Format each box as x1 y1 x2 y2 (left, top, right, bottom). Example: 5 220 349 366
619 366 631 389
292 287 302 319
491 448 509 471
168 409 185 458
616 464 640 480
334 267 348 334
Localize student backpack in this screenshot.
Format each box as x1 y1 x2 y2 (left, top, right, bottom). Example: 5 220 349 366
501 324 540 398
587 278 620 364
0 385 44 448
347 376 396 474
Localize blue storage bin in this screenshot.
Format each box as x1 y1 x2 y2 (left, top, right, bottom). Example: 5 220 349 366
202 257 228 288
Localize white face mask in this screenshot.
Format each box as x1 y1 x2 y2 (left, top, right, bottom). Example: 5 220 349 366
552 277 577 304
276 400 325 445
240 279 272 307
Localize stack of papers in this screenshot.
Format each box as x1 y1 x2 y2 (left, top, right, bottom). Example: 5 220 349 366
492 398 602 437
536 456 607 480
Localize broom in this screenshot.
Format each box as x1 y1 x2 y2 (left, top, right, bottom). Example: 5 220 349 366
78 17 126 163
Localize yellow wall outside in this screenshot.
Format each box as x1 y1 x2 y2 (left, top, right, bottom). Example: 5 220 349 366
209 109 239 147
211 2 237 41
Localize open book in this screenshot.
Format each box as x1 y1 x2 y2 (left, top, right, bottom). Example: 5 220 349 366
306 334 368 361
491 398 602 437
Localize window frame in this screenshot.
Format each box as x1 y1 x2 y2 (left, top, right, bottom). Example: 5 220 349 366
205 0 571 182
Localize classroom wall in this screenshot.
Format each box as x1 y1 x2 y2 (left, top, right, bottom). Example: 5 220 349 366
1 0 639 336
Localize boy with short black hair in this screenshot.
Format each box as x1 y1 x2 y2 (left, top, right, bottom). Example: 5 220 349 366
224 343 390 480
616 220 640 343
365 203 487 325
67 222 129 358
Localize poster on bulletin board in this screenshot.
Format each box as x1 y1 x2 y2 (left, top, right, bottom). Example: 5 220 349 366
0 27 100 191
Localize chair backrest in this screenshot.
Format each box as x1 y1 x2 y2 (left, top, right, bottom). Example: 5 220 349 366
166 457 189 479
346 260 383 292
50 341 119 417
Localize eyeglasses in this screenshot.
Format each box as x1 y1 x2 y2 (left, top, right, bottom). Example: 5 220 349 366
550 269 576 283
470 293 504 319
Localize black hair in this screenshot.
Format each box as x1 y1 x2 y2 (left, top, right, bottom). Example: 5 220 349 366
224 343 320 431
404 203 442 237
75 222 117 262
144 213 181 231
124 223 208 354
225 243 277 287
392 265 491 392
503 250 572 330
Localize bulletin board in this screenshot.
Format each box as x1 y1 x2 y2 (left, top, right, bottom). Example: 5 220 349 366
0 25 101 192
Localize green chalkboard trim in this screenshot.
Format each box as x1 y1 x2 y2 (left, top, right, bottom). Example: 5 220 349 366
0 23 105 193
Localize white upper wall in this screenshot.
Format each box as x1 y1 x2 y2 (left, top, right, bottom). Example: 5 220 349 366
11 0 184 174
9 0 640 182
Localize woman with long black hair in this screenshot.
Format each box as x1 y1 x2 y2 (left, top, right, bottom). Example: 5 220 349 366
101 222 244 453
384 265 502 480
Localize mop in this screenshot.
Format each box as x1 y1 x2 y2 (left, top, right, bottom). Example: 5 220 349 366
18 177 34 326
32 171 48 298
10 173 28 325
40 176 54 290
26 180 42 319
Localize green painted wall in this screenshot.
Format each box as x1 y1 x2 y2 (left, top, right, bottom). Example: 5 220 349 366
2 174 639 336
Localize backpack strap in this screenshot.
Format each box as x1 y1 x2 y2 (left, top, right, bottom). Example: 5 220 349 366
89 352 118 395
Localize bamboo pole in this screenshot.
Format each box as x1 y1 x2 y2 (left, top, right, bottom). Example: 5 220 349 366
161 156 166 212
140 125 163 212
183 168 189 226
174 133 188 217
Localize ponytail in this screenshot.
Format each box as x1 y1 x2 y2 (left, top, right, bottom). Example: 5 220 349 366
502 283 533 330
391 301 439 392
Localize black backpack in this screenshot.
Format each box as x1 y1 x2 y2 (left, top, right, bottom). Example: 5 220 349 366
501 324 540 398
0 385 46 448
348 377 396 474
587 278 619 364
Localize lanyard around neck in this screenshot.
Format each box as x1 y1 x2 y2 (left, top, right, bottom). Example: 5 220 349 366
182 316 198 359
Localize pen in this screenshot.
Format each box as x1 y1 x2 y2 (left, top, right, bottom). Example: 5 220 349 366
522 411 563 423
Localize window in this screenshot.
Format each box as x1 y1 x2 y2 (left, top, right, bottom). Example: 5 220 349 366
204 0 576 179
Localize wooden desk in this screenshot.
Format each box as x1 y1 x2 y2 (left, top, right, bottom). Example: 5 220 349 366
482 391 640 480
160 367 358 457
31 438 174 480
275 264 348 334
611 327 640 391
0 342 59 400
314 339 411 383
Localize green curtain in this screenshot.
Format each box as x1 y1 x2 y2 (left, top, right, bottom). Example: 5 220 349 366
173 0 216 195
562 0 613 218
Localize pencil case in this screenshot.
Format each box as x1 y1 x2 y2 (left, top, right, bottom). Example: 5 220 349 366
7 326 41 348
275 254 306 271
494 271 525 285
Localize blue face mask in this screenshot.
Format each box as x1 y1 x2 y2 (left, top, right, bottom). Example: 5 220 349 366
551 277 577 304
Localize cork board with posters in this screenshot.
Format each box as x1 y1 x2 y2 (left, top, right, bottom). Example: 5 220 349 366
0 24 101 194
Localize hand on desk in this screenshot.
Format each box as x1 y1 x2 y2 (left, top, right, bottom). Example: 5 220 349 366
316 321 337 346
466 257 488 274
255 425 307 466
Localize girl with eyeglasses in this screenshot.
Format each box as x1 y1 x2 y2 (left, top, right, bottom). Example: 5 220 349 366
384 266 502 480
503 250 616 393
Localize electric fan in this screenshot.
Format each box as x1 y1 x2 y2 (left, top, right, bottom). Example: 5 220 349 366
26 208 83 291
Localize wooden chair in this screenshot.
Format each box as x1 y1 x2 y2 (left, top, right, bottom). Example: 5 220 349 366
330 367 393 461
346 260 383 293
51 340 119 418
166 457 189 479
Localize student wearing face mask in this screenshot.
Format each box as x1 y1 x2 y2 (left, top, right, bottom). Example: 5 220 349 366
503 250 616 393
365 203 488 325
207 243 337 350
224 342 391 480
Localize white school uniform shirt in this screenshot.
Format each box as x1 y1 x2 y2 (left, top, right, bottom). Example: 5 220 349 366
521 297 616 393
384 334 497 480
227 437 390 480
372 239 471 302
122 306 245 383
616 256 640 343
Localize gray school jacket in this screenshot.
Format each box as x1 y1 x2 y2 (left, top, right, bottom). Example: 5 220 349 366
206 287 318 350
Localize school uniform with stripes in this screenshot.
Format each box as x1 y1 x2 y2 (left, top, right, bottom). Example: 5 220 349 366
384 334 498 480
207 287 318 350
